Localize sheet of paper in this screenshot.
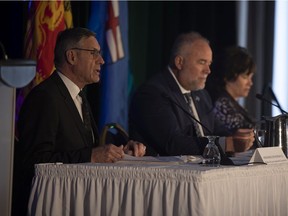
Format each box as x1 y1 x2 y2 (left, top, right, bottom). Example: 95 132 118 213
229 150 255 165
116 155 202 165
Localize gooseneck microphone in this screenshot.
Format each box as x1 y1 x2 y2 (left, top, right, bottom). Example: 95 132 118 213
162 93 212 134
256 93 288 115
162 93 235 165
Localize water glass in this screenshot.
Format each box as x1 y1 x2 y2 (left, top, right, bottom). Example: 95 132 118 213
202 136 221 167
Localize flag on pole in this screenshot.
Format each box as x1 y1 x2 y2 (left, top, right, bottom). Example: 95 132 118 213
87 0 130 131
16 0 73 122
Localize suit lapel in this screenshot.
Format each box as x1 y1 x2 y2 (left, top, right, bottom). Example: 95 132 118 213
163 71 192 115
51 72 98 146
191 92 201 112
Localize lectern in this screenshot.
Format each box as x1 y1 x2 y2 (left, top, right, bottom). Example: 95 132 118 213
0 60 36 216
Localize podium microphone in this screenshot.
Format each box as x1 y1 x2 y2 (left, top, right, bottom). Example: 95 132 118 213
256 93 288 115
162 93 234 165
161 93 212 133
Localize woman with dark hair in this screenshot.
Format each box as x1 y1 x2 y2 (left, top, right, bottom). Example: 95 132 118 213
212 46 256 136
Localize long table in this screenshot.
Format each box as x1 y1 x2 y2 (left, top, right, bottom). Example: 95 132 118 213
28 158 288 216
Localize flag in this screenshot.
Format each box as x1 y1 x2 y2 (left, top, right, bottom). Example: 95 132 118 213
87 0 130 131
16 0 73 122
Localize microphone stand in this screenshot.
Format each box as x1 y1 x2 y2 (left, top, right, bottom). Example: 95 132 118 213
269 86 286 115
162 93 235 165
162 93 212 133
256 94 288 115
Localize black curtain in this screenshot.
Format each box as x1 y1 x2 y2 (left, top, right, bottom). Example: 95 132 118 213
243 1 275 121
0 1 28 59
129 1 237 88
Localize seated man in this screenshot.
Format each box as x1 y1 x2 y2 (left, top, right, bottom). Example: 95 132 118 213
13 27 145 216
129 32 254 156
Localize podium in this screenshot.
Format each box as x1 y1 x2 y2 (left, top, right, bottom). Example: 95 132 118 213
0 60 36 216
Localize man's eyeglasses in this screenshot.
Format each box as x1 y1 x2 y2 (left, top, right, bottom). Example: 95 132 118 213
70 47 102 58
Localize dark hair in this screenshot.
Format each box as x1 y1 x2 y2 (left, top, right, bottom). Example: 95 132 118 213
222 46 256 82
168 31 209 67
54 27 96 68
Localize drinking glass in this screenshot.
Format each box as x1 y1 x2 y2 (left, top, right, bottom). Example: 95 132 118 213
202 136 221 167
254 120 266 147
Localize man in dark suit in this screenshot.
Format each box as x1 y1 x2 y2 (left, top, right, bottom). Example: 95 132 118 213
13 27 145 215
129 32 254 156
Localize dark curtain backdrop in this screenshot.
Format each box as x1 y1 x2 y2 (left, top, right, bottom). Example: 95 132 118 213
128 1 236 87
244 1 275 121
0 1 276 125
0 1 27 59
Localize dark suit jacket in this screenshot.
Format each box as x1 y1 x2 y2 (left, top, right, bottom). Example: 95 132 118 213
13 71 99 215
129 69 219 156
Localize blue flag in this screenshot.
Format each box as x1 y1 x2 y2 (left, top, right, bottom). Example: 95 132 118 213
87 1 130 131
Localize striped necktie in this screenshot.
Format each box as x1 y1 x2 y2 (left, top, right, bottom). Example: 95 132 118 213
79 90 94 143
183 93 203 137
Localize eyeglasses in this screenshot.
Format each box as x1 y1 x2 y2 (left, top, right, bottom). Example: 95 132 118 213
70 47 102 58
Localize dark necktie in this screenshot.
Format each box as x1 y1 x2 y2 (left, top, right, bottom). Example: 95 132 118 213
183 93 202 137
79 90 94 143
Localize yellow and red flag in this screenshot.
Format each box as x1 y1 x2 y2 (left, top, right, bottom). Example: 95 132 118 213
16 0 73 121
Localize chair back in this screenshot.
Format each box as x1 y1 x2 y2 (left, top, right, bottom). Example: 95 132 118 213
100 123 129 146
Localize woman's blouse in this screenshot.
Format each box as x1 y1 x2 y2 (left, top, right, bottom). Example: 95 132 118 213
213 90 255 136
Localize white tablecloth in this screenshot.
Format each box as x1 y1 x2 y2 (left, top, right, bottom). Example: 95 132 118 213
28 160 288 216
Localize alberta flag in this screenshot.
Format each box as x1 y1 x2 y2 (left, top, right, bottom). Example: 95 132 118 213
88 0 130 131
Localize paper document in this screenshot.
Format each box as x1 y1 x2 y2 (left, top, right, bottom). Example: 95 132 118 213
229 150 255 165
117 155 202 165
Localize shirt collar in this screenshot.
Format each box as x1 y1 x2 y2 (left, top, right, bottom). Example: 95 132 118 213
167 66 190 94
57 71 81 100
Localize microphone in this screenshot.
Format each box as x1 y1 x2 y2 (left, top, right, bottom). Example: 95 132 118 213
256 93 288 115
162 93 212 134
162 93 234 165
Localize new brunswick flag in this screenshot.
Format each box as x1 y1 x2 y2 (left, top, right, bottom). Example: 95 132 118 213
16 0 73 122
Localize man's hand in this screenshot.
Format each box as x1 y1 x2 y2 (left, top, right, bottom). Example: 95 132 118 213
91 144 124 163
123 140 146 157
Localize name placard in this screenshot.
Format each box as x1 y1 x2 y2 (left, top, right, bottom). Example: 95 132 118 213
249 147 287 164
